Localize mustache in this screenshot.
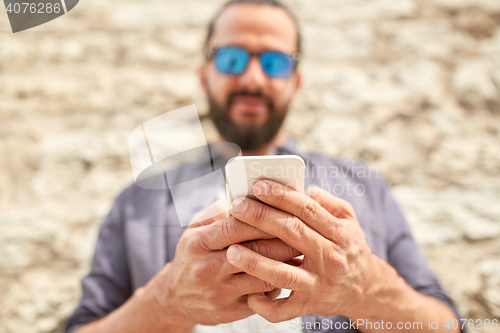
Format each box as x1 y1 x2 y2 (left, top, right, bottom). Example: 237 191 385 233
226 90 274 110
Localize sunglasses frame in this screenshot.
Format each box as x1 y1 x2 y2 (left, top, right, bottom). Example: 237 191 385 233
205 45 301 78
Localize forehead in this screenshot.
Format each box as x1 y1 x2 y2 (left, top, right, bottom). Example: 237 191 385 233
209 3 298 53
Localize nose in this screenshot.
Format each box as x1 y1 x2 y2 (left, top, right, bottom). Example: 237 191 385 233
238 56 267 91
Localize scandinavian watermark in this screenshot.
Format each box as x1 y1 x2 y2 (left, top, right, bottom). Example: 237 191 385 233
290 318 499 330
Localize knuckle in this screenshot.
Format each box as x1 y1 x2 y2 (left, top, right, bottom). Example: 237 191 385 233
191 264 208 282
283 216 305 240
253 203 267 225
326 223 337 237
260 280 275 293
300 199 319 221
284 242 301 258
335 226 352 247
275 185 288 204
192 258 223 282
247 240 271 258
176 232 190 250
245 254 259 273
205 288 224 306
187 233 208 253
276 268 297 289
324 249 348 272
221 217 239 241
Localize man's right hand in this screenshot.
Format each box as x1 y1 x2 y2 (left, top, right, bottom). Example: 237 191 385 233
143 199 301 331
76 200 301 333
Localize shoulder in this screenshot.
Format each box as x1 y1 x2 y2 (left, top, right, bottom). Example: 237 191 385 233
112 174 169 219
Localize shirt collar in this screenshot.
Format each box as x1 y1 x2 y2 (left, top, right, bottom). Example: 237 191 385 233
270 137 300 155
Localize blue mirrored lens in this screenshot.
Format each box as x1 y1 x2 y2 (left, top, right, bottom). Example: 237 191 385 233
261 52 293 78
214 47 249 75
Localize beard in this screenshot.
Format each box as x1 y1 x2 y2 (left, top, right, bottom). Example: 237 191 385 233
207 89 289 151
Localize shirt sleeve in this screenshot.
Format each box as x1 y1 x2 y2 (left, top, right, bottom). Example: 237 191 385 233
379 178 466 332
64 191 132 333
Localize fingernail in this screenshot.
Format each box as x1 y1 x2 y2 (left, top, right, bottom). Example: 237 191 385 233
255 181 269 196
231 197 248 215
227 246 241 262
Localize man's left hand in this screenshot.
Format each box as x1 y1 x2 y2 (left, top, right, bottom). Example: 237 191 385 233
226 180 378 322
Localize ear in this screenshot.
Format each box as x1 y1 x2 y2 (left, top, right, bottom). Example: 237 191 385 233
198 63 208 96
291 70 302 101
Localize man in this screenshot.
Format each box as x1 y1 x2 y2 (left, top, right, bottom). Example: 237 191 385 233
65 0 464 332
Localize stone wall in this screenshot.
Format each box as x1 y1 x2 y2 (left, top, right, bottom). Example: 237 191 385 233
0 0 499 332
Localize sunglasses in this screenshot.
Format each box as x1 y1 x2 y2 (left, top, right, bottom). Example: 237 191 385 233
206 46 300 79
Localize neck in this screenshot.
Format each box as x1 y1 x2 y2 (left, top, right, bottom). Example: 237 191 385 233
216 129 287 156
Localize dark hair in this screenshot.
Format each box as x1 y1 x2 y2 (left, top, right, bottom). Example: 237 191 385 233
204 0 301 54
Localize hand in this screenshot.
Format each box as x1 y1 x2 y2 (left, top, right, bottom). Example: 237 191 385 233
147 200 301 327
226 181 377 322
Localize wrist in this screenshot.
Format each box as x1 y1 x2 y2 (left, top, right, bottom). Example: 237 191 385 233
139 264 197 333
347 254 406 319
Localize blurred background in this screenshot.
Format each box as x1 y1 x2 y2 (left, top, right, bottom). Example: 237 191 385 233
0 0 499 332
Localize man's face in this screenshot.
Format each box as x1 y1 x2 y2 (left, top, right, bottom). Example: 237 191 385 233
200 3 301 151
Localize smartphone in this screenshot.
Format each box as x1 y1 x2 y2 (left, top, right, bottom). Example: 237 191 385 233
225 155 304 300
225 155 305 203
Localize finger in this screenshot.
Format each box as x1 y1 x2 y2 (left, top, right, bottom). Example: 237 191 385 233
228 273 277 295
187 199 228 228
196 250 240 276
265 288 282 301
241 239 302 262
247 292 306 323
305 185 356 219
253 181 344 238
230 196 325 256
223 240 301 275
226 245 315 291
284 256 304 267
199 216 274 251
